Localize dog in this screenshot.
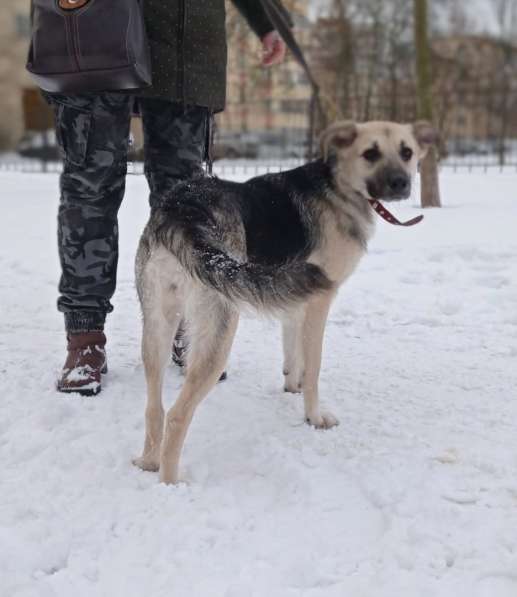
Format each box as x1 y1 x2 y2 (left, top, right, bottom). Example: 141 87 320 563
133 120 437 484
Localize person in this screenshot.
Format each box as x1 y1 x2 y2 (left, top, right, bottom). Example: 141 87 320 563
46 0 289 396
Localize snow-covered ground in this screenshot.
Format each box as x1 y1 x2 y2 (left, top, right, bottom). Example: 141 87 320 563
1 170 516 597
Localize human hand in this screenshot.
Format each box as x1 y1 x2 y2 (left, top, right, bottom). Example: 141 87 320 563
261 30 286 67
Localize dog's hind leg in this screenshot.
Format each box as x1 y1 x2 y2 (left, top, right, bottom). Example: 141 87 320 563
282 307 305 394
134 257 183 473
159 292 239 484
302 292 339 430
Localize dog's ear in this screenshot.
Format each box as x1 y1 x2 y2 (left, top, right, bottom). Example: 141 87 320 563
319 121 358 161
412 121 439 158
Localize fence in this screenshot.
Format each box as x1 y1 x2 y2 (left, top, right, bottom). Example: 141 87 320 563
3 90 517 175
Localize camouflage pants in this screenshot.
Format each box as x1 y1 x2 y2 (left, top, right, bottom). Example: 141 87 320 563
45 93 209 332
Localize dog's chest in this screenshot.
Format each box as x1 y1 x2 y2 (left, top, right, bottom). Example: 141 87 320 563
310 213 365 284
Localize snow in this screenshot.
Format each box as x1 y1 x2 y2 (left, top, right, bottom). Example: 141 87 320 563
1 169 516 597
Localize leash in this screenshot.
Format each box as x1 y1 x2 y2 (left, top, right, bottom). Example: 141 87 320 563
368 199 424 227
259 0 325 158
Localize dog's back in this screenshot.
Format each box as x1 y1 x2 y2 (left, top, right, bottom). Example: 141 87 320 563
141 162 334 310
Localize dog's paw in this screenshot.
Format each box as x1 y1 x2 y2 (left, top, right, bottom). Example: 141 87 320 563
159 468 180 485
306 411 340 430
132 455 160 472
284 382 302 394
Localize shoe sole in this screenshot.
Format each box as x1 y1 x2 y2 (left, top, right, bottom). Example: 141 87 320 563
57 367 106 397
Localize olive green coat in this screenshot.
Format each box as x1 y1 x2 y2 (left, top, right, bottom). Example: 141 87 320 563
140 0 278 111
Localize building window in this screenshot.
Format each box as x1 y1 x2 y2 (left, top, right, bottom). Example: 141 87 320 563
15 14 31 38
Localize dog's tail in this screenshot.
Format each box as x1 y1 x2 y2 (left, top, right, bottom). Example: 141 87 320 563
179 241 333 310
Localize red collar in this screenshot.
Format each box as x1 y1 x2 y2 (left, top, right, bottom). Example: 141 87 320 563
368 199 424 227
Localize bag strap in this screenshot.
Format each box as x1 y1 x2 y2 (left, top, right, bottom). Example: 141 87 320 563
258 0 325 158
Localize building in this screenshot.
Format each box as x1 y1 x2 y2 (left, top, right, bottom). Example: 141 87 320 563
216 0 314 156
0 0 39 150
431 35 517 144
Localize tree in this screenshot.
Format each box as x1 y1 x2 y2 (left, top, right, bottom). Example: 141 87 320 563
414 0 441 208
323 0 415 122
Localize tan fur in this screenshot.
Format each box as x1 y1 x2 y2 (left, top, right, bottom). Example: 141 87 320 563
134 120 434 484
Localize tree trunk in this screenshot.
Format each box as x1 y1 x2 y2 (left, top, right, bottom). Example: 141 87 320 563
414 0 441 207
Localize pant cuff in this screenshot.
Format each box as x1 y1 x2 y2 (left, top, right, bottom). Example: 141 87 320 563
64 311 106 333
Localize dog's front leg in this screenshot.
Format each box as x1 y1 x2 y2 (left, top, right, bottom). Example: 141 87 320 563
302 293 339 429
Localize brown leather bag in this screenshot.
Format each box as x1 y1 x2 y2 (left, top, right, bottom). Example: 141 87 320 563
26 0 152 93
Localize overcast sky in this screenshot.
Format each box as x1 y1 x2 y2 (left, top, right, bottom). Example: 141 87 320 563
308 0 505 36
440 0 500 34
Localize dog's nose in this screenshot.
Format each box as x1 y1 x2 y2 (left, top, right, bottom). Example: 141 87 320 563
388 175 410 195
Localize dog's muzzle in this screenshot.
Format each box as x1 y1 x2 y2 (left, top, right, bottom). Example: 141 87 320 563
367 169 411 201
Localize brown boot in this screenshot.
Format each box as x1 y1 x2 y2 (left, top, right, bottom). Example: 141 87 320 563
57 332 107 396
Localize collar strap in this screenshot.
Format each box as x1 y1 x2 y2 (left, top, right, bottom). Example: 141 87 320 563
368 199 424 227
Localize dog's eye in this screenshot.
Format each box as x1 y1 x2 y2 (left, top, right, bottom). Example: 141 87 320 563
400 147 413 162
362 148 381 163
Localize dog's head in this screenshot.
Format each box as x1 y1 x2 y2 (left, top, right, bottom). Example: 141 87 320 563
320 120 438 201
